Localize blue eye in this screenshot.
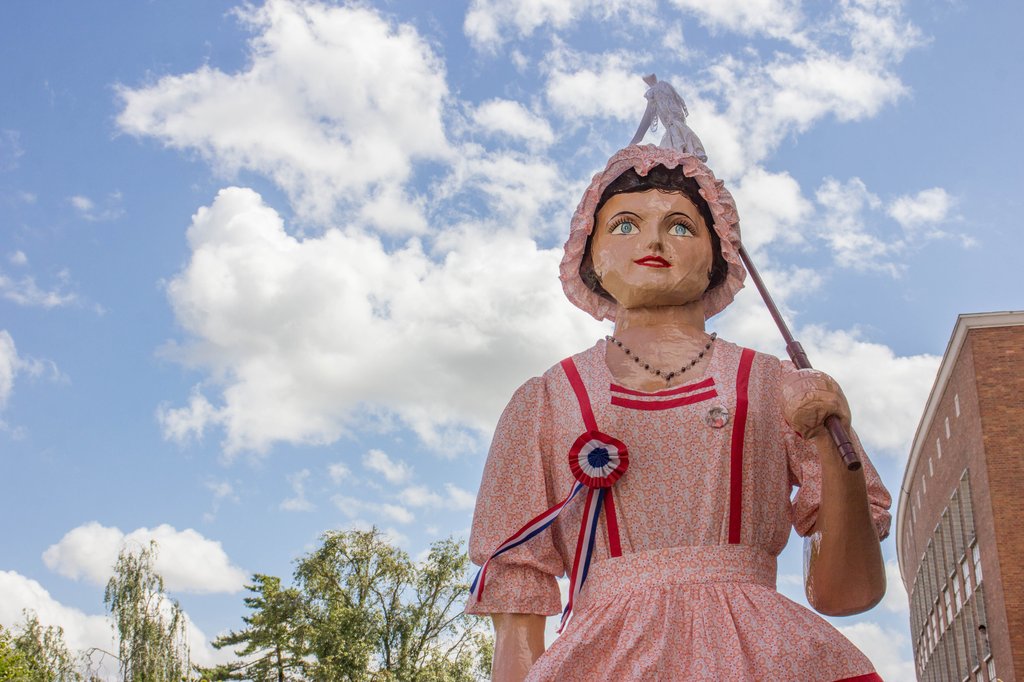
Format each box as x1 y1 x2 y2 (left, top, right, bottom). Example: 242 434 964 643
670 223 694 236
610 221 638 235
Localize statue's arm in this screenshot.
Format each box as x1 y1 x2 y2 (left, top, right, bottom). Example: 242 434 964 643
783 370 886 616
629 100 656 145
802 433 886 615
490 613 547 682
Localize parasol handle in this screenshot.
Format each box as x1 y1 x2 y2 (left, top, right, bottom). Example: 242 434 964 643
737 247 862 471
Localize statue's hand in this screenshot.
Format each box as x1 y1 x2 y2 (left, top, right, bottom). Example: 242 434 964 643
781 368 851 440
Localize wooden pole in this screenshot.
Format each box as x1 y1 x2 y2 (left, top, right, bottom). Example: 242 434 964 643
736 245 862 471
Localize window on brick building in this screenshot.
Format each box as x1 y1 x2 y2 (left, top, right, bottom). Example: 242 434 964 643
923 474 928 493
929 457 934 476
972 543 982 583
955 393 960 417
953 575 962 612
937 437 942 458
945 416 951 438
944 587 953 623
962 557 972 599
987 656 995 679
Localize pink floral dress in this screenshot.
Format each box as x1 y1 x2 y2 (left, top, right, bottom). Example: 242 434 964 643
467 339 891 681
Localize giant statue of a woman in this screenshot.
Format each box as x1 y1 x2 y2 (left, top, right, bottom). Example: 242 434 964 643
466 76 891 682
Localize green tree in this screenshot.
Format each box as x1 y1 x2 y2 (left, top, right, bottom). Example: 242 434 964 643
295 530 402 681
104 541 192 681
201 575 306 681
294 529 490 682
0 623 33 681
0 613 83 682
205 530 490 682
12 612 83 682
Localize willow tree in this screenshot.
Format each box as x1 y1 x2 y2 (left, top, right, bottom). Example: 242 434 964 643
104 542 191 681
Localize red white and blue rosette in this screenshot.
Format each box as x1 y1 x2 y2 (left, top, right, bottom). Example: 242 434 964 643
568 431 629 488
469 357 630 633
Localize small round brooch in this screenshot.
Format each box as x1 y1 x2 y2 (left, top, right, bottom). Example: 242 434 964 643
704 405 730 429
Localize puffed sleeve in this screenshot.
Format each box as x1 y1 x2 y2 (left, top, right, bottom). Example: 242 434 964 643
781 362 892 540
465 376 564 616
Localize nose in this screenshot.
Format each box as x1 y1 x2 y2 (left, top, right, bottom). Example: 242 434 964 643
646 231 664 252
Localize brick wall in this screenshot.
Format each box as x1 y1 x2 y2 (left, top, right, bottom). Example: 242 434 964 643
903 325 1021 681
972 326 1024 679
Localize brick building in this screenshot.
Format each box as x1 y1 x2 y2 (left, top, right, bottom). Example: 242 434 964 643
897 311 1024 682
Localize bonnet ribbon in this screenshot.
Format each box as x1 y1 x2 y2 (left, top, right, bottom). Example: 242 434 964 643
470 357 629 632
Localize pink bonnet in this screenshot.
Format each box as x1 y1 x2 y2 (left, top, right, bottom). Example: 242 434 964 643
559 144 746 321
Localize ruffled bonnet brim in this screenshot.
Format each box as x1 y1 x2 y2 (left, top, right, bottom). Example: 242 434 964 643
559 144 746 322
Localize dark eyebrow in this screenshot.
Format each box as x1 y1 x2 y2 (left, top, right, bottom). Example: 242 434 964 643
665 212 701 229
607 211 642 221
665 212 696 221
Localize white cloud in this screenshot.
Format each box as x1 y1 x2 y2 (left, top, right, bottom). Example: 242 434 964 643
732 167 813 252
463 0 656 50
881 558 909 613
667 0 805 42
814 178 962 273
41 522 247 594
69 195 94 212
400 484 444 508
0 331 18 411
116 0 450 228
399 483 475 511
327 461 351 485
203 479 239 522
794 325 939 458
0 570 115 672
0 269 78 308
0 570 229 675
0 129 23 171
206 480 237 502
887 187 954 231
8 251 27 266
0 330 59 416
447 147 571 234
444 483 477 510
714 287 938 461
473 99 554 145
837 621 915 681
332 495 414 524
68 192 124 222
544 55 644 123
814 177 896 273
158 389 222 444
362 449 413 485
280 469 314 512
158 187 604 455
342 519 410 547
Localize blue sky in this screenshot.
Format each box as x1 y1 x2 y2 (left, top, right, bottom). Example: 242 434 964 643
2 0 1021 677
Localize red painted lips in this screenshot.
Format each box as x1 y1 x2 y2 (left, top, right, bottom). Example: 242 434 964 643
634 255 671 268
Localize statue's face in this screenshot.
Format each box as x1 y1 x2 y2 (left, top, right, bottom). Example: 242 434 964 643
591 189 712 310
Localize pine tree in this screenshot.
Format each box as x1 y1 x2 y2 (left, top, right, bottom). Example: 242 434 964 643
202 575 306 681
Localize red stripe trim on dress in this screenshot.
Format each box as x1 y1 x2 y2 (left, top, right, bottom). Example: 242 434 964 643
560 358 598 431
609 376 715 397
835 674 883 682
611 389 718 411
728 348 755 544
